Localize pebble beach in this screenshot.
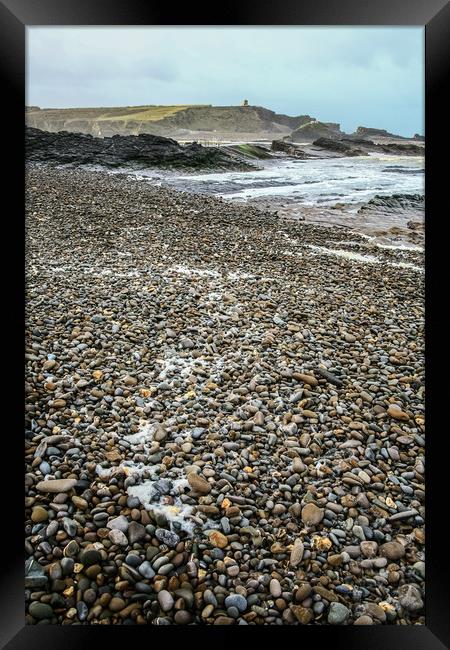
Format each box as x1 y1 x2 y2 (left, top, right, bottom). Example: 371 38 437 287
25 165 425 626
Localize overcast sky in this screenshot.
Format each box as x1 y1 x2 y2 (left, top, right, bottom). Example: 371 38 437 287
27 27 424 136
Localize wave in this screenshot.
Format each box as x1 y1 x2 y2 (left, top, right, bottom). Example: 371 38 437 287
382 166 424 174
137 155 425 206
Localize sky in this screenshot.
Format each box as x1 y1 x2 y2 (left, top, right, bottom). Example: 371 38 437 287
26 27 424 137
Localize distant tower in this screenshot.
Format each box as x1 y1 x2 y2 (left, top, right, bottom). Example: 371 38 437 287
242 99 249 107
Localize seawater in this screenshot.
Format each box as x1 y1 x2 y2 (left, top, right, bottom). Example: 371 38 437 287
170 154 424 206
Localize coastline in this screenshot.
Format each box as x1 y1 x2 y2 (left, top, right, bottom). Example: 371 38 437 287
25 164 425 626
94 153 425 249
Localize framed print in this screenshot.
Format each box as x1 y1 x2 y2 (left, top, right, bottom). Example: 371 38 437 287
0 0 449 647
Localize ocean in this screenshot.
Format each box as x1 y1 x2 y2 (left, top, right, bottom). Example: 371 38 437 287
169 153 424 206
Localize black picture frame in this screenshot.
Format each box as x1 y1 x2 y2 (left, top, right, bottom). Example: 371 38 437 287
1 0 449 647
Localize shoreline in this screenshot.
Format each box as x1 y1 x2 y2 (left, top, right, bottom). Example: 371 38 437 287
82 152 424 249
25 164 425 626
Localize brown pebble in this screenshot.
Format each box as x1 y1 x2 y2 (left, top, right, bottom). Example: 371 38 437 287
109 597 126 612
301 503 324 526
209 531 228 548
31 506 48 523
295 584 312 602
313 585 338 602
387 405 409 421
295 373 318 387
290 605 313 624
354 615 373 625
328 553 343 567
187 472 211 494
84 565 102 579
214 616 235 625
379 541 405 560
36 479 77 493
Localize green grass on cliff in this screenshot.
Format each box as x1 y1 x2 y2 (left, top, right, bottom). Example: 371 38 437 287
97 105 205 123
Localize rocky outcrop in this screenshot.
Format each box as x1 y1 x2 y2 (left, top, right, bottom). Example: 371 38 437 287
291 120 342 142
413 134 425 141
371 141 424 155
313 137 423 157
343 137 423 155
356 194 424 243
353 126 405 139
357 195 424 232
311 138 368 156
324 122 341 131
25 127 255 170
271 140 310 158
358 194 424 214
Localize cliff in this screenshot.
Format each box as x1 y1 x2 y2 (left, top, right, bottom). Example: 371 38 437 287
25 104 314 141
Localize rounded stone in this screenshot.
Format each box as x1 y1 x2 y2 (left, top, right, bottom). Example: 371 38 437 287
379 541 405 560
108 529 128 546
107 515 129 532
224 594 247 612
187 472 211 494
109 597 126 612
155 528 180 548
158 590 174 612
327 602 350 624
29 602 54 620
31 506 48 523
301 503 324 526
290 538 304 567
209 531 228 548
291 605 313 624
360 541 378 558
295 584 312 602
354 615 373 625
79 548 102 566
138 561 155 579
269 578 282 598
174 610 192 624
35 479 77 493
398 584 424 612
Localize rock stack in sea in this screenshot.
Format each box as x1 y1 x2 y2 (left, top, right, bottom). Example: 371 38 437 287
25 165 425 625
